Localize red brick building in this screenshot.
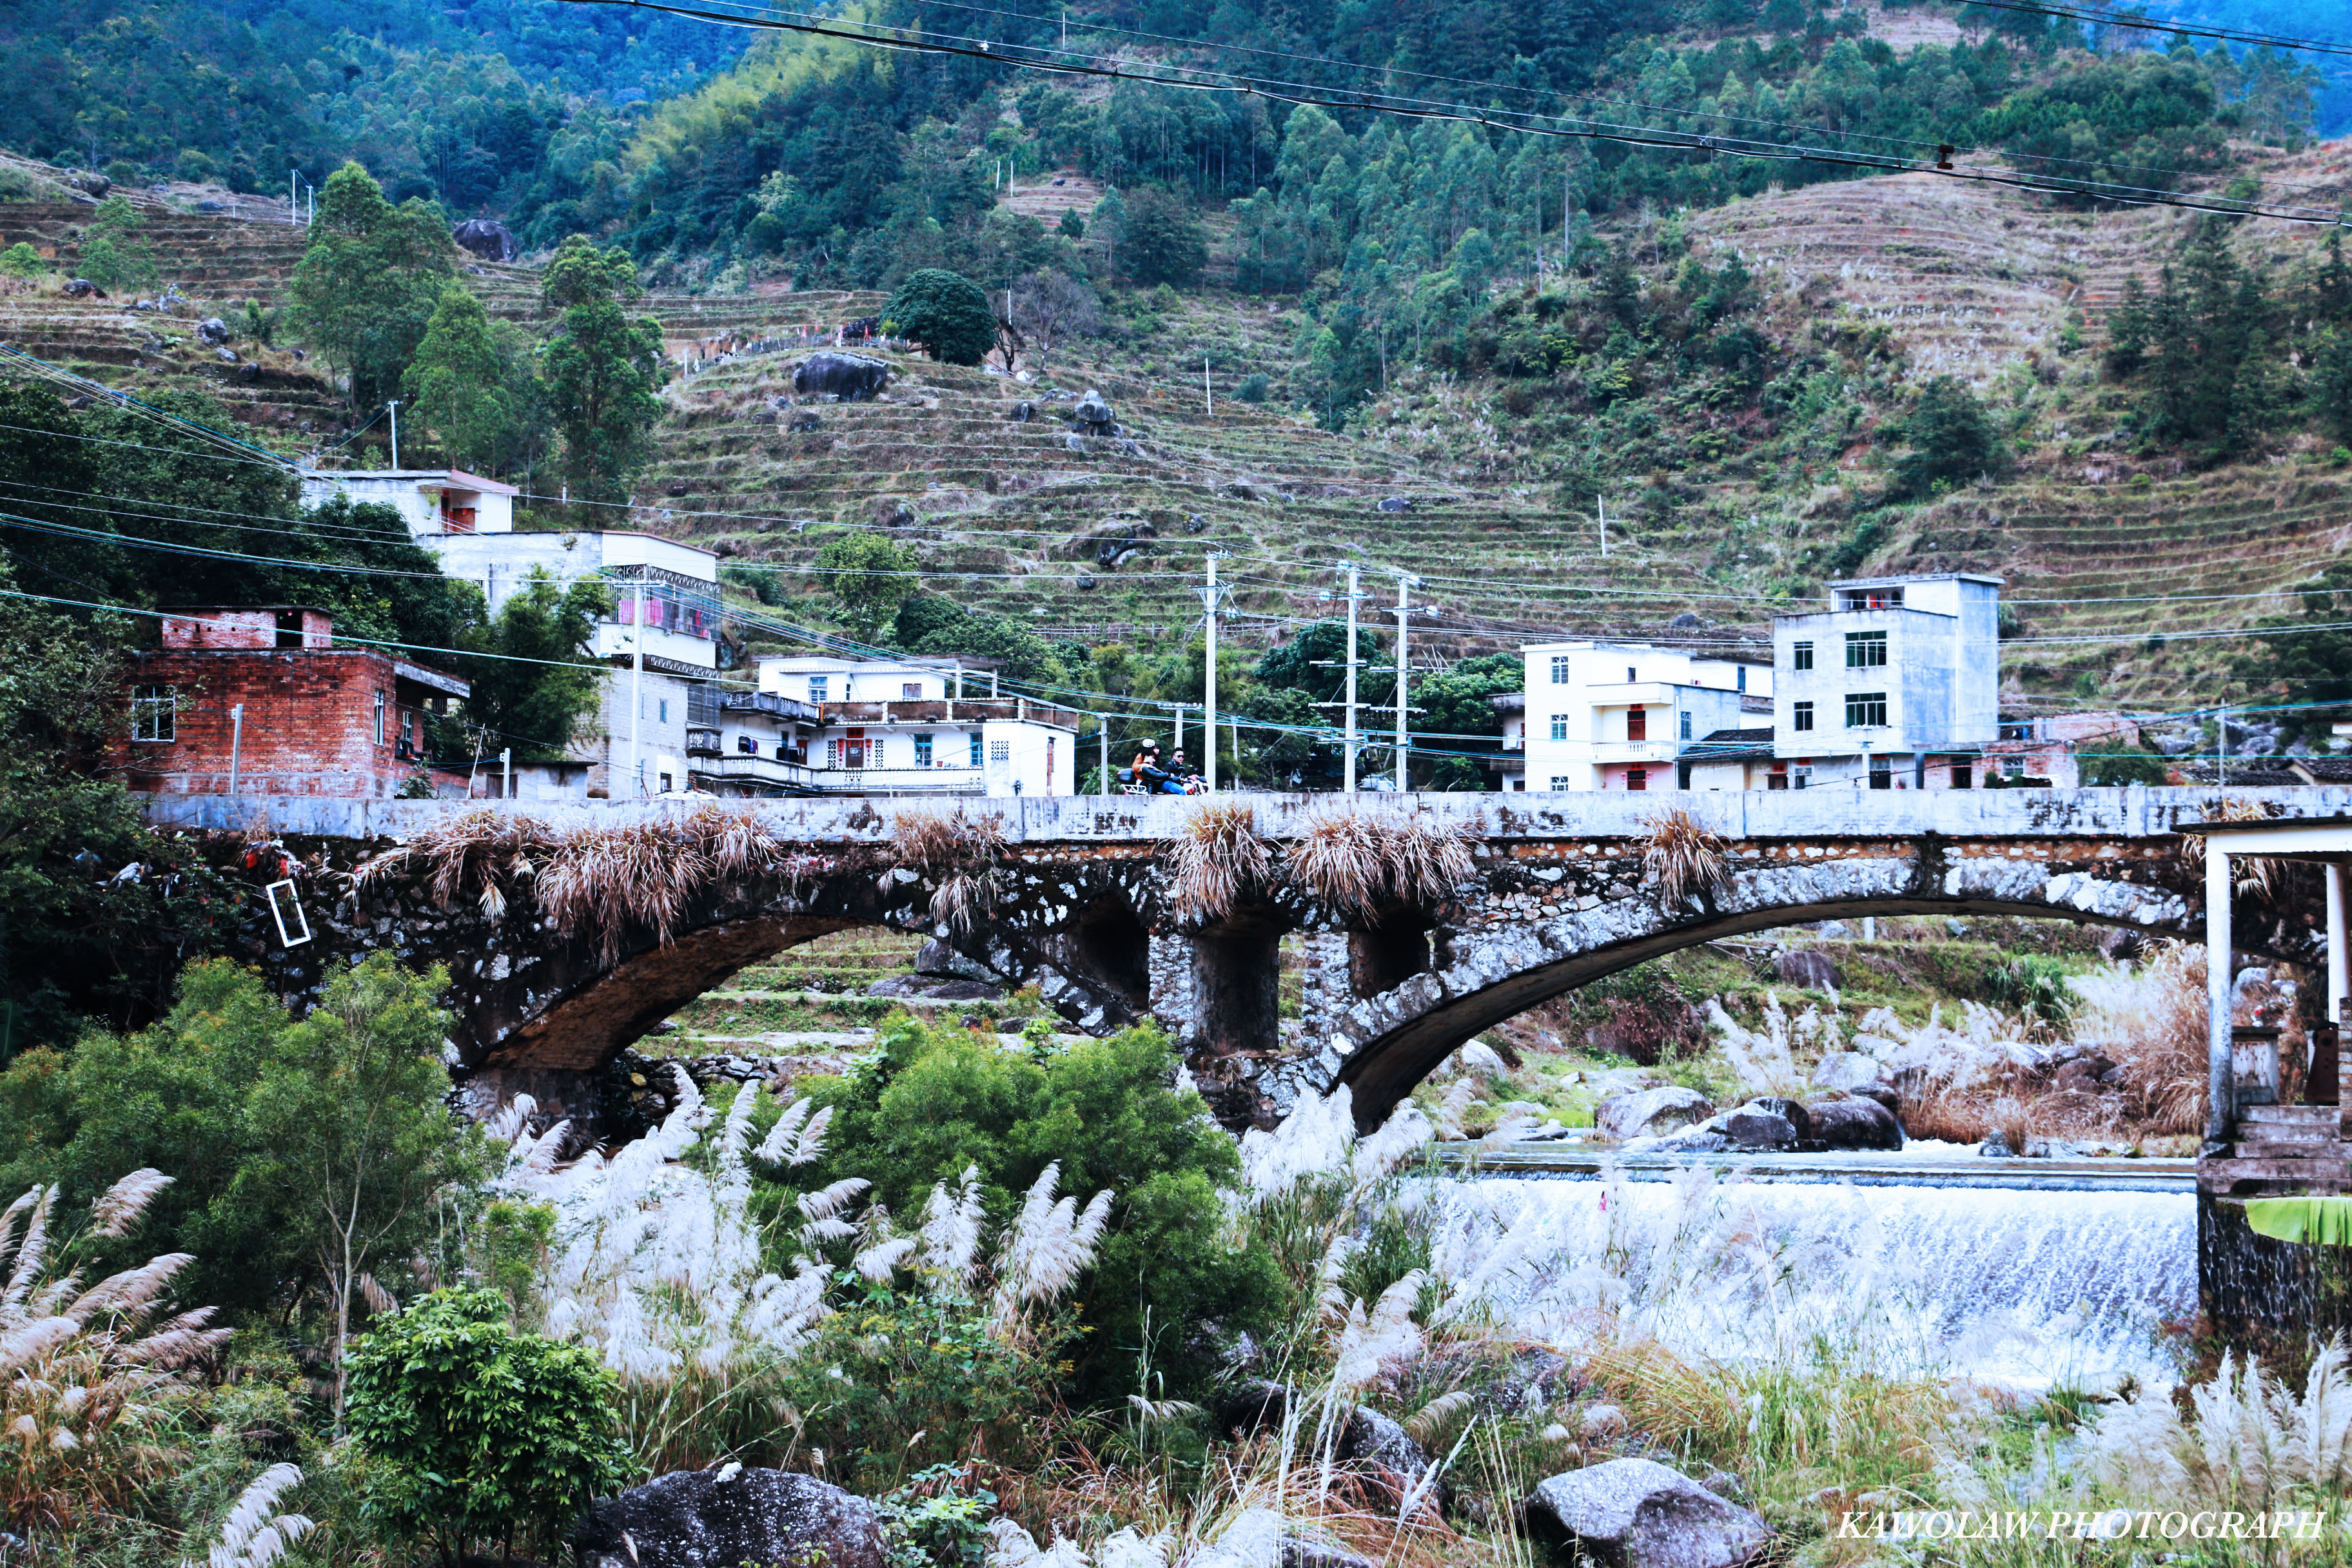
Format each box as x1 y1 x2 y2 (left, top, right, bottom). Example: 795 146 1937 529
114 606 469 798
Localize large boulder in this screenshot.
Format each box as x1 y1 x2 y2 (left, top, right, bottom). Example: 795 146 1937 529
574 1467 886 1568
1522 1457 1772 1568
867 974 1003 1001
794 351 892 402
1807 1097 1904 1150
916 938 994 981
1594 1085 1713 1142
1213 1382 1436 1495
1772 949 1841 991
1809 1052 1884 1095
1070 389 1118 434
63 277 107 299
451 217 520 262
1723 1104 1799 1152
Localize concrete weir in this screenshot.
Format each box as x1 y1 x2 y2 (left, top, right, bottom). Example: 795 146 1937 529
149 787 2340 1134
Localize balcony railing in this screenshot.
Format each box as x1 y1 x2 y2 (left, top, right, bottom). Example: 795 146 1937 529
801 767 986 796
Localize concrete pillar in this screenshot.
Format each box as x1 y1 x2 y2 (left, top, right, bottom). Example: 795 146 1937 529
2329 863 2347 1026
1290 931 1353 1049
2207 842 2234 1144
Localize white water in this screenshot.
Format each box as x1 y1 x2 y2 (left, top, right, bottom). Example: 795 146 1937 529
1440 1174 2195 1391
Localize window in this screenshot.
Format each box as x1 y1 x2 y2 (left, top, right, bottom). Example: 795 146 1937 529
1549 776 1574 790
1625 665 1637 683
660 772 674 792
658 698 669 725
1793 762 1812 790
968 732 984 766
915 732 934 766
1840 587 1903 610
1845 692 1888 728
1869 760 1892 790
1626 707 1647 742
989 739 1011 763
902 682 921 700
1737 666 1748 692
1845 631 1888 668
1793 701 1814 732
1767 765 1788 790
131 684 174 741
808 677 829 703
1549 656 1571 684
1625 768 1649 791
1792 641 1814 671
868 740 884 769
1953 763 1974 789
373 690 386 745
1678 710 1692 740
828 738 844 769
2004 756 2026 778
1549 715 1568 741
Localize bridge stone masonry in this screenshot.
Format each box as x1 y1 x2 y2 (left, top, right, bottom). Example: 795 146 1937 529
145 787 2346 1137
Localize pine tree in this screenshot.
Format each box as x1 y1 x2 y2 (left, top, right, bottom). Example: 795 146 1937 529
404 282 536 477
287 164 455 422
539 236 665 503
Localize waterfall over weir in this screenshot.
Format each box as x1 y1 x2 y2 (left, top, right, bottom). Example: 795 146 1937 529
1440 1174 2196 1391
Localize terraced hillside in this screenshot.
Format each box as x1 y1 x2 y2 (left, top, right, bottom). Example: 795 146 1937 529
3 135 2349 703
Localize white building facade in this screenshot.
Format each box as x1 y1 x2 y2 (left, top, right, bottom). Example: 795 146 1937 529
1770 573 2001 790
299 468 519 536
1520 641 1772 792
749 654 1080 798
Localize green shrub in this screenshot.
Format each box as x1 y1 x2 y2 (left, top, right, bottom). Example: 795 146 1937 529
1235 372 1270 403
346 1287 637 1562
1985 954 2077 1030
0 242 45 278
795 1014 1284 1400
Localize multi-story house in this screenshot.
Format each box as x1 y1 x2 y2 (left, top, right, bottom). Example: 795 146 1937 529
1770 573 2001 789
302 467 723 798
744 654 1081 796
1519 641 1771 792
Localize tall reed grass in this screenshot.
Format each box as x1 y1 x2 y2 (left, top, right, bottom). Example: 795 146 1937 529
1166 801 1272 925
355 803 814 962
1282 805 1475 919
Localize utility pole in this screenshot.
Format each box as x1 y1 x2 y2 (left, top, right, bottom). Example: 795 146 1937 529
1392 573 1413 794
1100 720 1110 795
387 401 400 469
1342 562 1362 794
1597 492 1608 559
501 747 513 801
228 703 244 799
1204 358 1213 415
1204 553 1223 792
628 578 646 798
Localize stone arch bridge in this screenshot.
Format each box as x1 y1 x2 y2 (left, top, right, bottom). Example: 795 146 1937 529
149 789 2343 1134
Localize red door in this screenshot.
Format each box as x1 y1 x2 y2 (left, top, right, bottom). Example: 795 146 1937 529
1627 707 1647 742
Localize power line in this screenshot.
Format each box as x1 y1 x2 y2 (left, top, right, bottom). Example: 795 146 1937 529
1939 0 2352 59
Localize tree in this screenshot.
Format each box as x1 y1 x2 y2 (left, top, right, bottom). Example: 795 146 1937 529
347 1288 636 1563
1009 268 1103 357
286 163 455 420
818 531 920 640
2234 562 2352 738
404 281 543 477
1889 375 2003 500
0 579 240 1052
241 956 489 1420
882 268 996 366
1121 188 1206 286
1253 618 1387 705
74 197 157 293
539 235 665 504
458 569 611 761
800 1015 1282 1402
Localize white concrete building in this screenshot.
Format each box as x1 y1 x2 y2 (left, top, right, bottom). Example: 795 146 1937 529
299 468 519 536
1770 573 2002 790
1520 641 1771 792
1489 693 1526 790
749 654 1081 797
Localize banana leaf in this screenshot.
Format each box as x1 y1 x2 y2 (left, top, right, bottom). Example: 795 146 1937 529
2245 1197 2352 1246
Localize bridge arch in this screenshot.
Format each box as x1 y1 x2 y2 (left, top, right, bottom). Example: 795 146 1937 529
151 789 2344 1137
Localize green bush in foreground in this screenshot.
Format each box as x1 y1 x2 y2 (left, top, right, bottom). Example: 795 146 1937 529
796 1013 1285 1401
347 1287 638 1563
